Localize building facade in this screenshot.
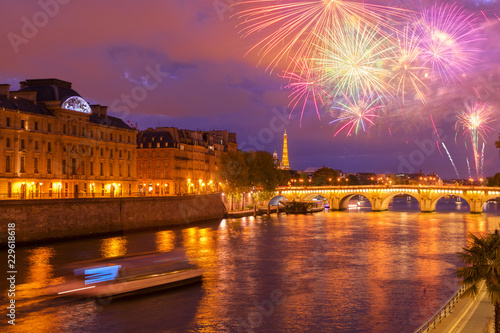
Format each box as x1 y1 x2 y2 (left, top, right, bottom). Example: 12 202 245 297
136 127 237 195
0 79 137 199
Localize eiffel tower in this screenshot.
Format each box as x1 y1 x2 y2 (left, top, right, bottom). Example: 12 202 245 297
281 129 290 170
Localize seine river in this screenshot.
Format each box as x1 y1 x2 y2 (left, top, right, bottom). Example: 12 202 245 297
2 197 500 333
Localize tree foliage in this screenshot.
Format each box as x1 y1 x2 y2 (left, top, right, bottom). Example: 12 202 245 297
457 230 500 332
312 167 337 186
487 173 500 187
217 150 281 198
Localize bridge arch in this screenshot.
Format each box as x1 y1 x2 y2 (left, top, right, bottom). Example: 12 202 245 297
302 193 331 206
269 195 290 206
381 192 421 211
430 193 471 212
339 193 373 210
483 192 500 212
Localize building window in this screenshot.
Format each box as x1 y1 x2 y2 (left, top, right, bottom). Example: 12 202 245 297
100 162 103 176
90 147 93 156
110 133 113 141
6 137 10 148
100 148 103 157
35 121 38 130
48 123 51 132
6 117 10 127
128 164 131 177
110 163 113 176
90 162 94 175
101 132 104 139
20 139 25 150
72 158 76 175
119 134 122 142
5 155 10 172
34 158 39 173
7 182 12 198
63 124 67 134
110 150 113 158
35 141 39 150
119 150 122 158
21 119 26 129
119 164 122 177
47 142 51 152
81 161 85 175
128 136 131 143
82 128 85 136
62 159 66 174
20 156 25 173
47 159 51 174
72 125 76 135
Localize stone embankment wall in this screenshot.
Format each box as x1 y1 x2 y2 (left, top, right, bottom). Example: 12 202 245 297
0 194 226 244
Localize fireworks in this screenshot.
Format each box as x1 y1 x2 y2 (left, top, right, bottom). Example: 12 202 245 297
456 100 494 177
389 25 428 104
314 22 395 100
329 92 382 137
280 58 330 125
233 0 410 71
415 3 482 84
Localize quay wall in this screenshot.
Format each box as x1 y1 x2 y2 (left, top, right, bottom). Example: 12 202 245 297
0 194 226 244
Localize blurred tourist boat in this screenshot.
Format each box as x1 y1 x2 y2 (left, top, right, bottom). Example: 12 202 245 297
284 200 325 214
48 249 202 298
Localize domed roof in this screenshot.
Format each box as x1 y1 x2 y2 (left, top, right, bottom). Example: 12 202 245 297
18 78 82 103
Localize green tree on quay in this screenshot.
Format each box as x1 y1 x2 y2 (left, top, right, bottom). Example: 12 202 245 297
456 230 500 333
312 167 337 186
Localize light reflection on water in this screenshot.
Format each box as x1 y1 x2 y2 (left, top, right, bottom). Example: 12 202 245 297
2 198 500 333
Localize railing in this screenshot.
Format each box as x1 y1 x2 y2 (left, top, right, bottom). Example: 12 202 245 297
412 285 468 333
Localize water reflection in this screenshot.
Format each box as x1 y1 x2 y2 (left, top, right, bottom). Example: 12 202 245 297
3 200 500 333
18 247 62 298
155 230 175 252
100 236 127 258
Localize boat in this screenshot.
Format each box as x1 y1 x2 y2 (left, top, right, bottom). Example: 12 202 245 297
48 249 203 298
284 200 325 214
257 203 286 215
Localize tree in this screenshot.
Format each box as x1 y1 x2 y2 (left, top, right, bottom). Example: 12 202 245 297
456 230 500 333
246 151 280 199
487 173 500 187
347 174 360 185
217 150 249 198
217 150 282 204
312 167 337 186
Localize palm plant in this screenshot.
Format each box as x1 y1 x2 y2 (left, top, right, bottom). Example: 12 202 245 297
457 230 500 333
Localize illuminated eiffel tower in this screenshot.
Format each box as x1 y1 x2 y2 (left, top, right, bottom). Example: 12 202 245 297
281 129 290 170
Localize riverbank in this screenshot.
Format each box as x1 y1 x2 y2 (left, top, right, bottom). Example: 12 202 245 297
0 194 226 245
431 282 494 333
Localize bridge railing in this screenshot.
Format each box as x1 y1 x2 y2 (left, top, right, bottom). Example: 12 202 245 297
412 284 468 333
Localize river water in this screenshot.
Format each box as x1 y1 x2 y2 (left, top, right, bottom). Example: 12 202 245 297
2 197 500 333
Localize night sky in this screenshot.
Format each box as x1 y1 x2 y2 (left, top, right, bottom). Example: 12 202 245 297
1 0 499 179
